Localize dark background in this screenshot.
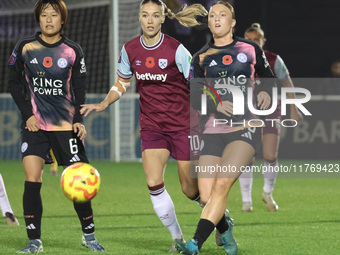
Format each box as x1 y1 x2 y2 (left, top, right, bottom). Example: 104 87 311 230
233 0 340 78
164 0 340 79
1 0 340 93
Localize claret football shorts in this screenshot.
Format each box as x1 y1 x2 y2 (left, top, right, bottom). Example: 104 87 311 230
140 129 200 161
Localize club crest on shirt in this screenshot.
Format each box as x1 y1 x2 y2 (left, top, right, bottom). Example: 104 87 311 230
158 59 168 69
237 53 247 63
57 58 68 68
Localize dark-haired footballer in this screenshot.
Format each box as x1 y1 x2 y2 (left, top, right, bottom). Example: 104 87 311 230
8 0 104 253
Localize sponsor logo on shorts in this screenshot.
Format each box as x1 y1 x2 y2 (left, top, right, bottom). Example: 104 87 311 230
200 140 205 151
21 142 28 153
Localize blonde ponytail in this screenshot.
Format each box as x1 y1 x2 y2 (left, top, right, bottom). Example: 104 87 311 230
164 3 208 27
140 0 207 27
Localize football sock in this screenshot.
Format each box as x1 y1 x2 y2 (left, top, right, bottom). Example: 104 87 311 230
149 182 183 240
74 201 95 234
84 232 96 241
215 214 229 234
193 219 215 250
23 181 42 240
191 192 203 207
239 165 253 202
0 174 13 217
263 159 278 194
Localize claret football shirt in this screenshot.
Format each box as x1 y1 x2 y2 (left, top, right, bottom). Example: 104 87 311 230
117 33 196 132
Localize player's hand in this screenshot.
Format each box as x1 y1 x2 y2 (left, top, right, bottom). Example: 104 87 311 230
80 102 108 117
290 105 303 122
73 123 87 140
217 101 233 117
26 115 41 132
257 91 271 110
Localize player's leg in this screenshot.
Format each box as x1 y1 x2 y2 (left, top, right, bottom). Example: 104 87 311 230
52 131 104 252
238 159 254 212
196 155 225 247
177 160 200 201
197 155 219 206
196 134 229 247
171 130 200 202
262 132 280 211
143 148 184 251
17 130 50 253
178 141 255 254
0 173 19 225
177 128 261 254
18 156 45 253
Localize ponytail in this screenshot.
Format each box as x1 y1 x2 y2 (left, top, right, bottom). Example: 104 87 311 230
140 0 207 27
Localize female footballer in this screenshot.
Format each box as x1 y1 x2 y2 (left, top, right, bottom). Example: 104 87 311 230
81 0 207 252
176 1 275 254
8 0 104 253
239 23 303 212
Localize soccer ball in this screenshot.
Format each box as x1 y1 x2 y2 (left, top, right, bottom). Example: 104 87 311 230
61 163 101 203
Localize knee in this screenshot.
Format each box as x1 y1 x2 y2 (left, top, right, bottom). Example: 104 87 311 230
263 150 277 162
213 179 234 194
263 153 277 163
145 173 163 187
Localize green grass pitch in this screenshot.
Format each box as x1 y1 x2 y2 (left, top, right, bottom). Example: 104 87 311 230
0 160 339 254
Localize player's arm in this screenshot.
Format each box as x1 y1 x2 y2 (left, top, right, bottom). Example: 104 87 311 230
254 45 276 110
81 44 132 117
72 75 87 139
71 46 88 139
274 56 303 122
7 43 40 131
80 76 131 117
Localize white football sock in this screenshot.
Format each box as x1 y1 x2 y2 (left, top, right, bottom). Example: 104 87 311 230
263 159 278 194
149 184 183 240
0 174 13 217
239 167 253 203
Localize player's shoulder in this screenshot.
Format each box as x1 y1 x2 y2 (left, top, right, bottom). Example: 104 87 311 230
15 35 37 50
162 33 181 48
235 37 260 50
264 50 278 60
124 35 141 49
63 36 84 54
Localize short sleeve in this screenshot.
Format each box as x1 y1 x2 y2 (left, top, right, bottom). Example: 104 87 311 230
117 45 133 79
175 44 192 80
274 55 289 80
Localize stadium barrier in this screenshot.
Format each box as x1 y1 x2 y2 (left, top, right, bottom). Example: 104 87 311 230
0 93 339 161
